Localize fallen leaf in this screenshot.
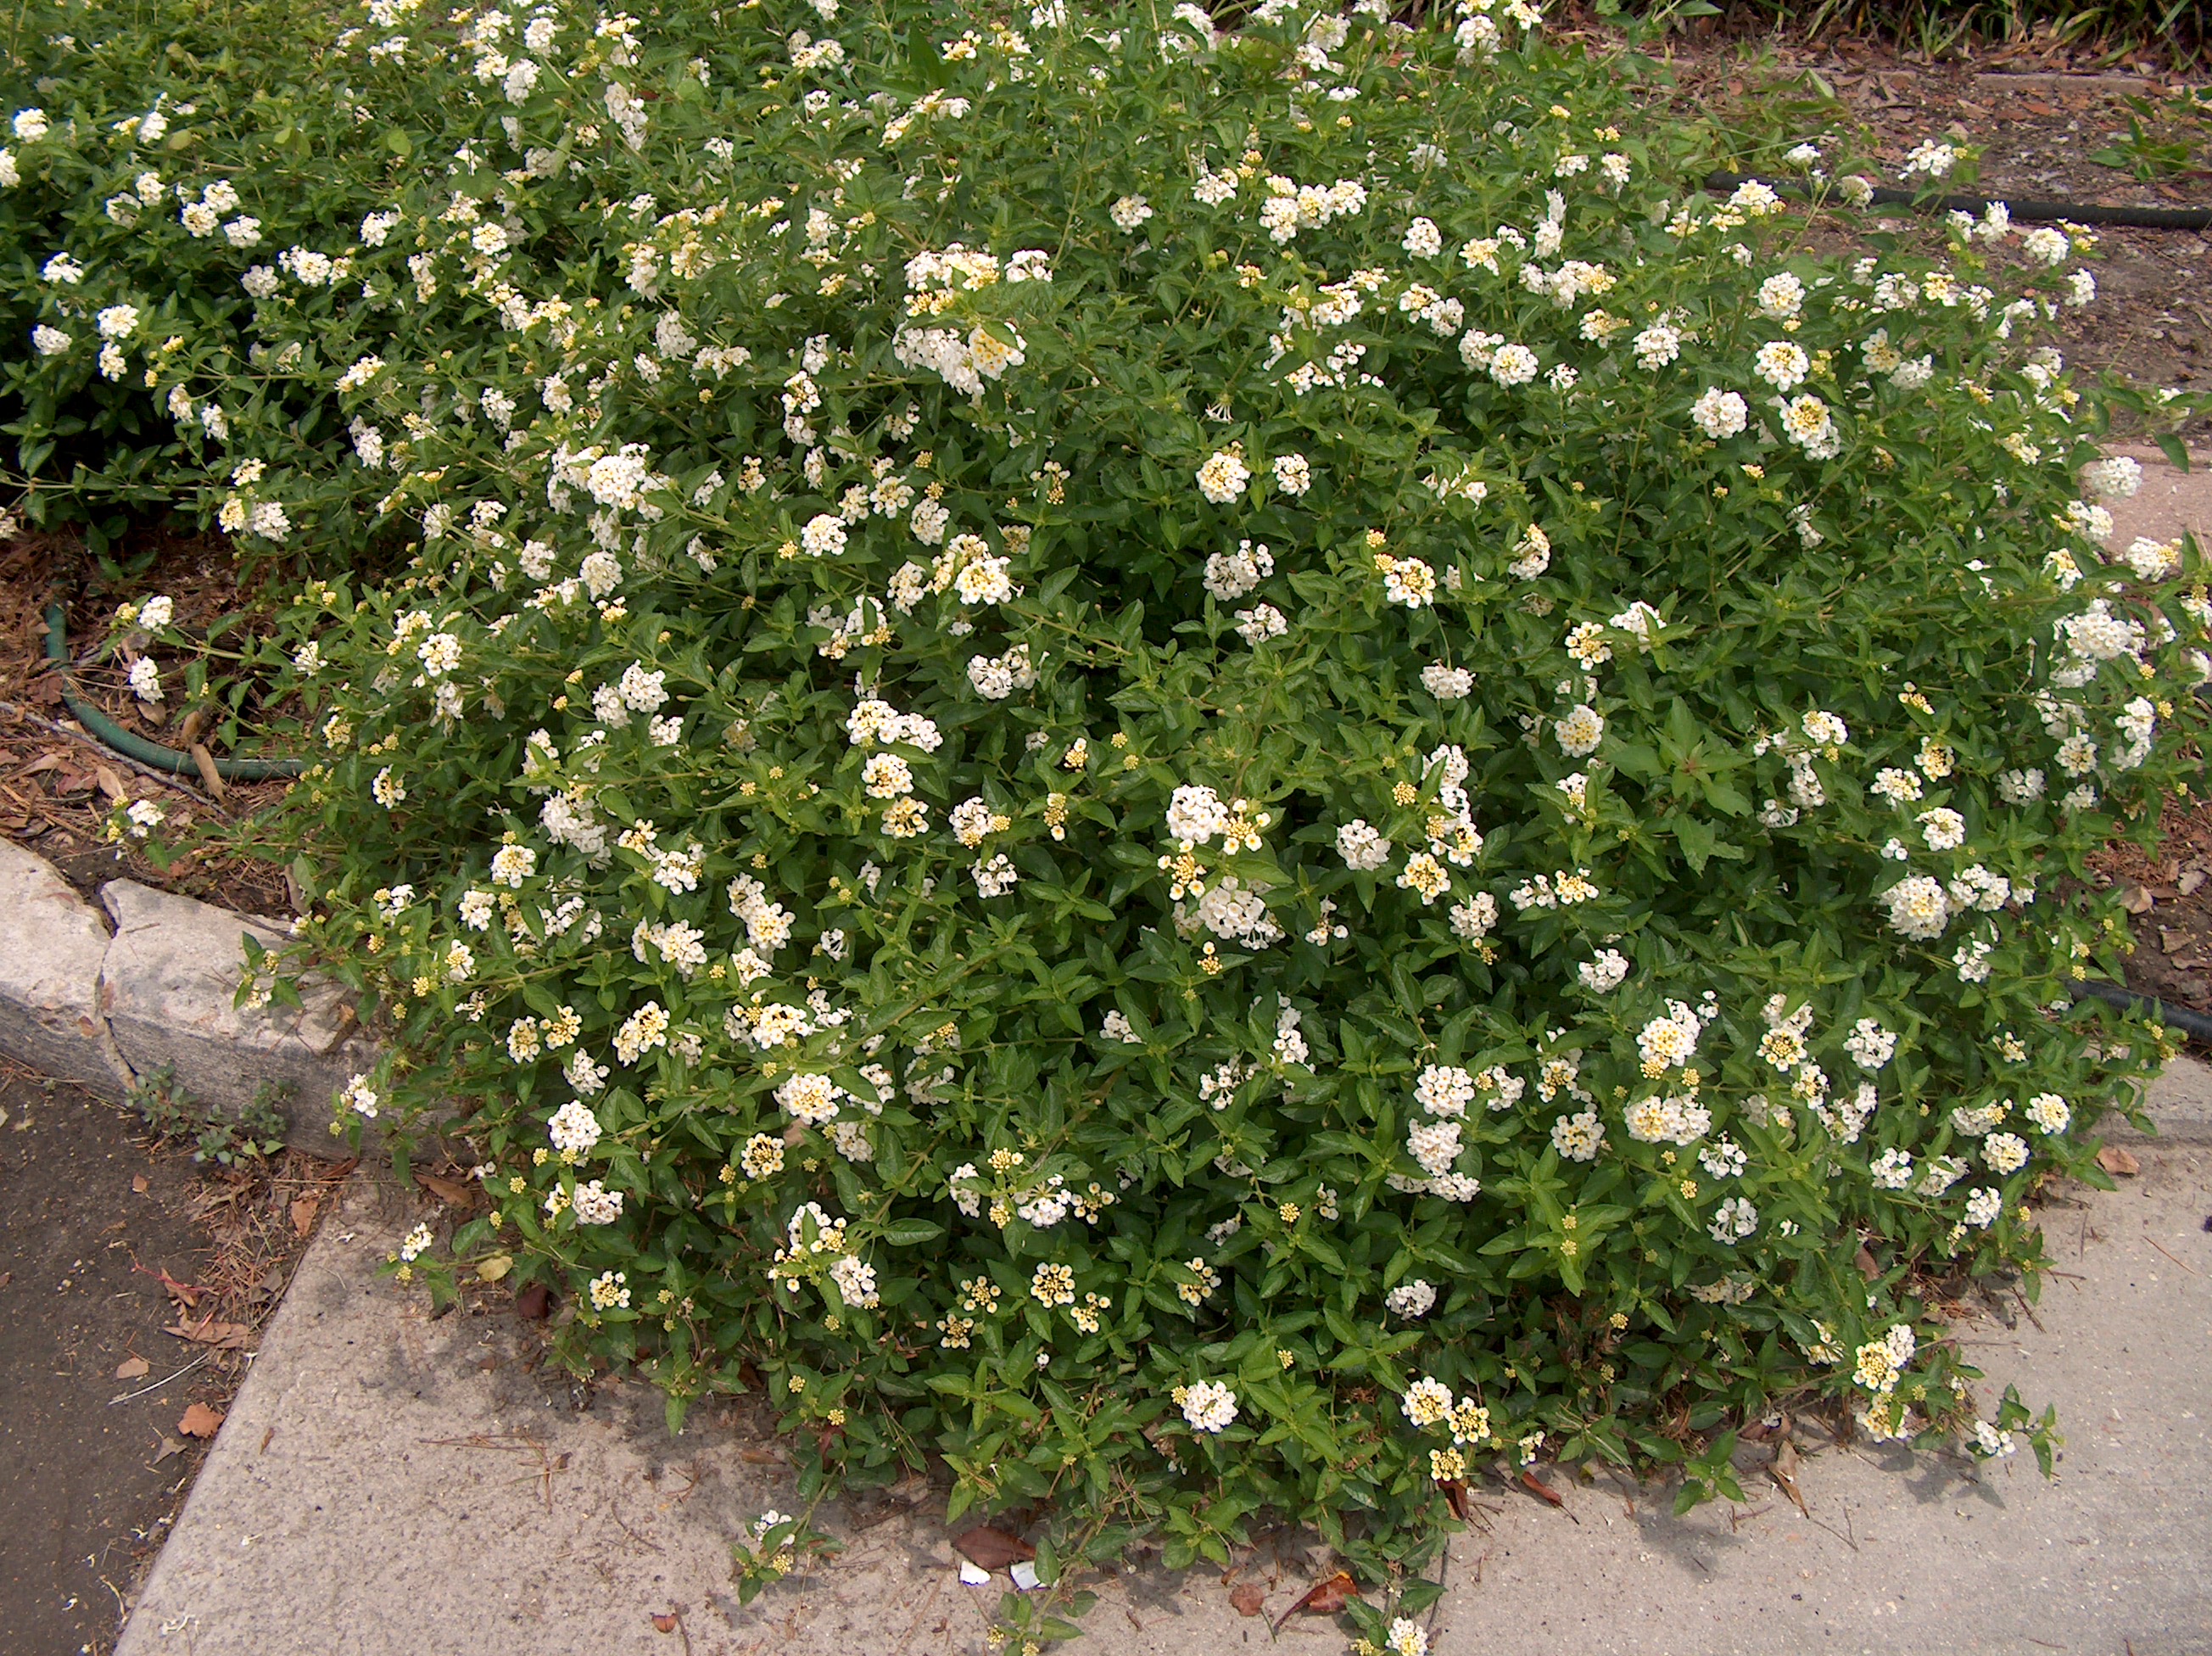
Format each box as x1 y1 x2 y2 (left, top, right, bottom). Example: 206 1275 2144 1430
476 1253 513 1283
177 1402 225 1438
1438 1477 1475 1521
152 1267 202 1308
1518 1469 1565 1508
1272 1570 1356 1634
152 1435 188 1464
952 1525 1036 1570
165 1318 250 1350
289 1194 321 1236
513 1281 550 1320
132 1174 150 1194
1229 1582 1267 1617
2120 882 2154 915
93 763 127 806
2098 1145 2141 1177
650 1612 678 1634
187 742 226 803
416 1171 477 1208
2181 869 2206 897
1855 1245 1881 1281
115 1356 151 1380
1770 1438 1810 1518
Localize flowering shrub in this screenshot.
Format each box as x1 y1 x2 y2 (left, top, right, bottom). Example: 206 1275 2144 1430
8 0 2209 1614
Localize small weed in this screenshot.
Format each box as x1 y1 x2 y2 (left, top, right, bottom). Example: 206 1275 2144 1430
128 1066 289 1169
2092 90 2211 182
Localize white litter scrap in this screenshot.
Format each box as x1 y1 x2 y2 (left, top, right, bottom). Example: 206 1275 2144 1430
1009 1560 1042 1592
958 1561 991 1586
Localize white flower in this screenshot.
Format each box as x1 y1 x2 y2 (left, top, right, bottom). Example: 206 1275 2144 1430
1271 453 1311 495
1690 388 1747 439
1178 1379 1238 1433
31 324 69 355
1165 784 1229 845
1554 704 1604 757
1402 216 1442 257
128 657 163 702
1195 450 1250 504
1756 272 1805 319
13 109 49 142
96 305 139 339
1385 1278 1437 1318
1918 807 1966 851
549 1099 602 1155
1578 948 1629 992
1422 663 1472 701
1109 193 1153 232
1336 819 1392 871
1901 140 1957 182
1632 322 1680 370
1754 340 1809 390
1490 343 1539 386
1883 875 1950 941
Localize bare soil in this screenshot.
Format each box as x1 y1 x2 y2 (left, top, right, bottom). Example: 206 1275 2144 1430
0 1065 349 1656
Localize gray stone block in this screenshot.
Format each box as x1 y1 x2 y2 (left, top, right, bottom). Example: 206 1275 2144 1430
0 840 134 1099
98 879 372 1153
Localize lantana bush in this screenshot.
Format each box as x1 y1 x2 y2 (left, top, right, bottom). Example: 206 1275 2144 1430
6 0 2208 1631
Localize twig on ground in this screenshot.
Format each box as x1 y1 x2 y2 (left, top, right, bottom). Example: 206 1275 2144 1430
109 1350 212 1406
2147 1237 2200 1277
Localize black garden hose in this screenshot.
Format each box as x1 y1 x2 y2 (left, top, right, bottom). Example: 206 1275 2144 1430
2072 976 2212 1043
1705 171 2212 231
44 599 304 782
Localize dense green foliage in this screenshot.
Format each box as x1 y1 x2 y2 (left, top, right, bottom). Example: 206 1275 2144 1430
3 0 2206 1639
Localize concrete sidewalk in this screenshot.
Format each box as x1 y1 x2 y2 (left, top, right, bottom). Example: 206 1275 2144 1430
112 1066 2212 1656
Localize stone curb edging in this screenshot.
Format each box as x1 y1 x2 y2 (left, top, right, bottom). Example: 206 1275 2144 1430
0 838 377 1152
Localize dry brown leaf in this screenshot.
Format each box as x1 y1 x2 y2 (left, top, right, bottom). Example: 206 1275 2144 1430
1271 1570 1356 1634
952 1525 1036 1570
1770 1438 1810 1519
289 1194 321 1235
2180 869 2206 898
114 1356 151 1380
131 1173 150 1194
187 741 226 803
1439 1477 1475 1521
152 1435 189 1464
650 1613 679 1634
416 1171 477 1208
165 1318 250 1350
154 1267 202 1308
1518 1469 1565 1508
1228 1582 1267 1618
2098 1145 2142 1178
513 1281 550 1320
1855 1245 1881 1281
177 1402 226 1438
93 763 127 805
2120 882 2155 915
